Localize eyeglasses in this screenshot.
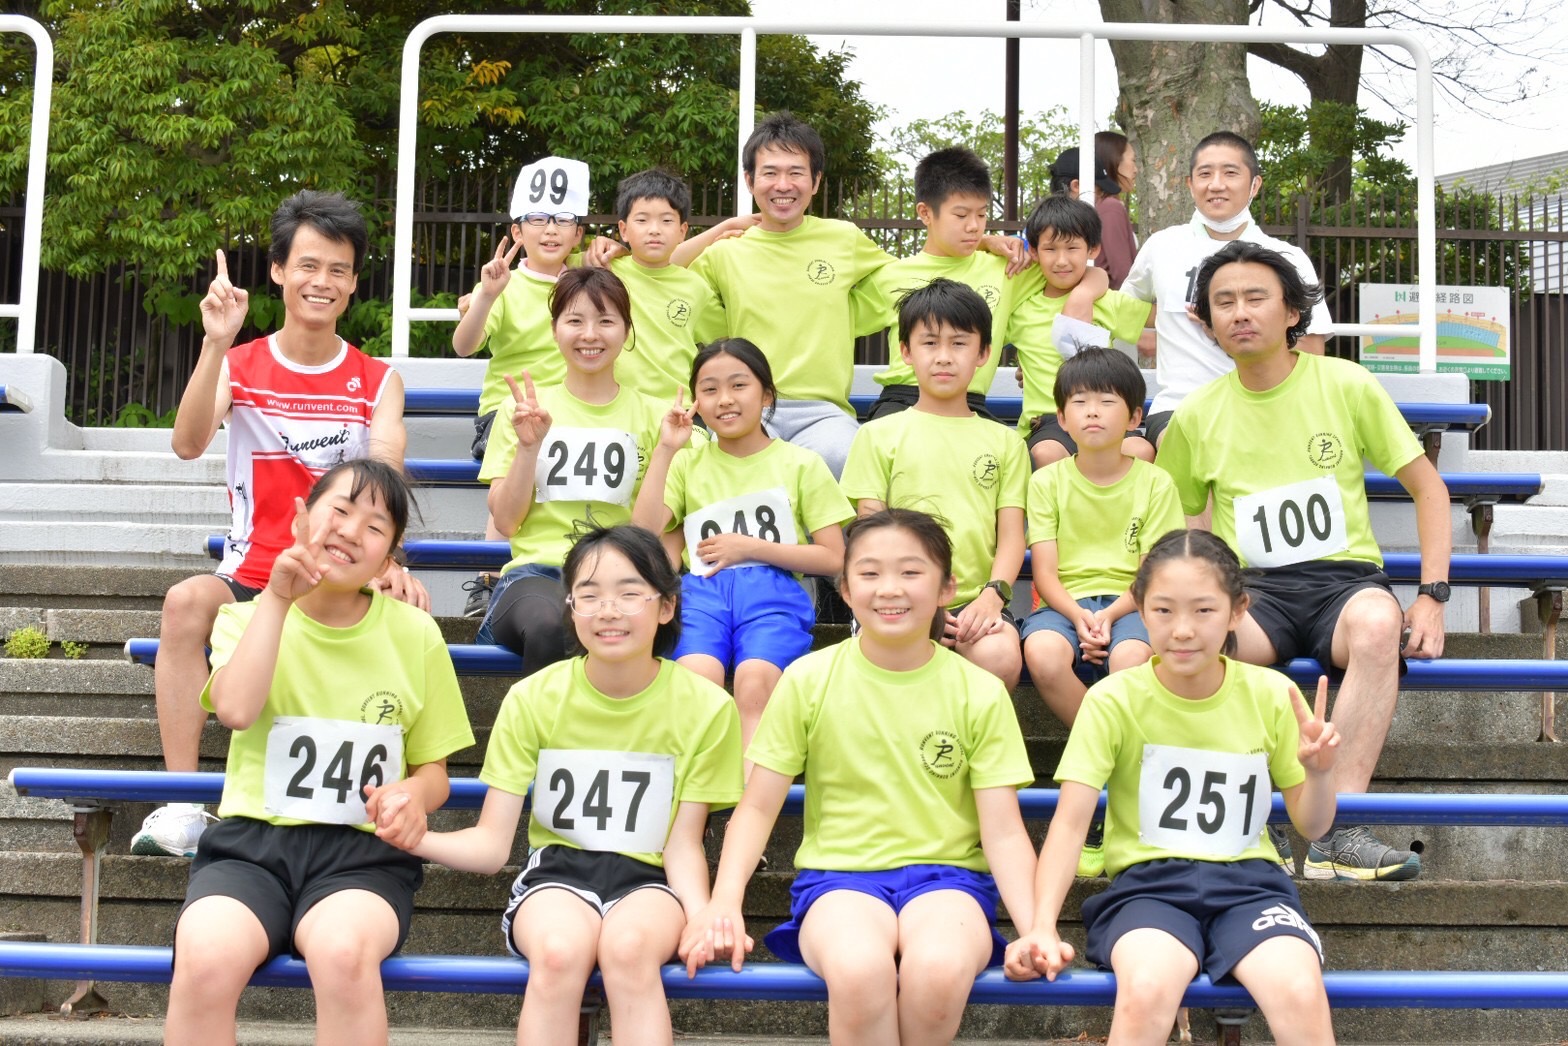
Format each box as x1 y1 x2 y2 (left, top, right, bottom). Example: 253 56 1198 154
519 212 581 228
566 592 658 617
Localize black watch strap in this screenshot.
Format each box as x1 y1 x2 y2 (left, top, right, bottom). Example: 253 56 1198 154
1417 581 1451 603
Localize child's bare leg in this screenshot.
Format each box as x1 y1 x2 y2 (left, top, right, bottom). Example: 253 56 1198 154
1106 638 1152 673
956 629 1022 690
1122 434 1156 463
294 889 401 1046
894 890 993 1046
167 895 270 1044
1229 937 1335 1046
1107 928 1198 1045
1031 438 1070 469
797 890 900 1046
676 653 726 688
511 891 602 1046
596 889 685 1046
155 575 234 771
1023 631 1087 726
732 659 783 751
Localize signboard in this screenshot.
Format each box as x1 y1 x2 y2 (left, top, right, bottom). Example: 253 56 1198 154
1358 283 1510 380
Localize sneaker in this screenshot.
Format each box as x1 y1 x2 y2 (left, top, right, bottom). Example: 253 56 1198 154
130 803 217 858
1077 820 1106 878
1303 825 1421 882
1268 824 1297 876
462 573 496 619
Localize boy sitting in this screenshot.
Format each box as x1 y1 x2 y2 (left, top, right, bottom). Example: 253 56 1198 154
134 190 418 858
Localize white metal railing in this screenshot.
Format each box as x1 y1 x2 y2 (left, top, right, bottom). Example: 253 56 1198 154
394 16 1437 371
0 16 53 355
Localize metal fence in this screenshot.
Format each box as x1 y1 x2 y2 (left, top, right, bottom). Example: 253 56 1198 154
2 175 1563 449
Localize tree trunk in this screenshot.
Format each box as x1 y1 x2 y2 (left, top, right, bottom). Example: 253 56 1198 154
1098 0 1260 234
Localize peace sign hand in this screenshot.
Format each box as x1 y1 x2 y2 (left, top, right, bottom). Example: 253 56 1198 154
268 497 333 603
1290 675 1340 775
658 389 694 451
480 234 523 299
504 371 552 449
200 249 249 345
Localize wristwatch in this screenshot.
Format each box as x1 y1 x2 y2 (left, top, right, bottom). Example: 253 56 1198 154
1417 581 1451 603
984 580 1013 602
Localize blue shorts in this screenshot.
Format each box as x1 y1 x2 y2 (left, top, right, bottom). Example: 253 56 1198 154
672 565 814 671
1082 858 1323 983
475 562 563 647
764 865 1006 967
1020 595 1150 685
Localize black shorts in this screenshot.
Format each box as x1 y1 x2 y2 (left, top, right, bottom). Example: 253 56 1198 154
1143 409 1176 449
865 384 999 423
471 410 497 462
1245 560 1403 674
179 817 423 963
1025 412 1079 455
215 575 263 603
500 845 675 957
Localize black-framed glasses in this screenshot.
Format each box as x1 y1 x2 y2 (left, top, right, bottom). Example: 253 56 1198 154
565 592 658 617
519 212 581 228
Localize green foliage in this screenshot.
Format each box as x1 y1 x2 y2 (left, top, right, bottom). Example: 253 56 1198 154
880 107 1082 212
343 293 459 358
4 627 49 659
1255 101 1413 199
110 402 179 428
60 640 88 660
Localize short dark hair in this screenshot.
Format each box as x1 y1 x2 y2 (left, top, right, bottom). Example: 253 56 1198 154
915 147 993 211
1193 241 1323 349
1189 131 1260 178
897 278 992 350
1024 194 1102 250
690 337 778 426
742 111 825 180
615 168 691 223
1053 347 1146 416
561 525 682 658
269 190 369 272
305 458 417 549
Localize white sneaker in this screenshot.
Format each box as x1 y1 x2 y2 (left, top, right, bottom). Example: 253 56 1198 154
130 803 217 858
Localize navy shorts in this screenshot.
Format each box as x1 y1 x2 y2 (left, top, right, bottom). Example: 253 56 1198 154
1082 858 1323 983
1244 560 1403 676
471 410 497 462
673 564 814 671
179 817 423 964
764 865 1007 966
1021 595 1149 685
500 845 675 958
1143 409 1176 449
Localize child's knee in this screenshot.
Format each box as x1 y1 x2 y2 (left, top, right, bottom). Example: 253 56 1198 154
1107 639 1152 671
1031 439 1069 469
597 922 668 980
161 577 227 638
523 928 597 980
1025 631 1074 673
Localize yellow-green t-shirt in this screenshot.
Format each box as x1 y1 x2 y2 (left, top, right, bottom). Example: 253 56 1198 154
1056 658 1306 880
202 594 475 830
609 255 727 403
689 216 891 410
476 266 565 419
1155 352 1423 569
840 409 1029 605
481 657 743 867
748 638 1034 872
1027 457 1185 599
663 437 852 574
1010 288 1151 432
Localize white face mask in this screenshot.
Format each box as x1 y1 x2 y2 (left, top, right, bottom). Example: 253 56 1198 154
1193 198 1254 234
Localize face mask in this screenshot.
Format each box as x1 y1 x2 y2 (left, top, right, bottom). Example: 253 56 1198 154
1192 182 1257 234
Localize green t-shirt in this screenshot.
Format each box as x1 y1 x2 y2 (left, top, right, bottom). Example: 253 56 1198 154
840 409 1029 605
1055 657 1306 880
1027 457 1185 599
663 437 852 575
860 251 1045 394
748 638 1033 872
202 594 475 830
476 266 565 419
481 657 743 867
689 216 891 410
1155 352 1424 569
479 382 667 572
1010 288 1150 432
609 255 727 403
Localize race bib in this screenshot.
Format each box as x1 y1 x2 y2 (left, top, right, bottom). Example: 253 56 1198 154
1158 263 1204 313
534 428 638 506
1233 475 1349 568
1139 744 1270 858
683 487 798 577
263 717 403 825
534 749 676 853
510 156 589 218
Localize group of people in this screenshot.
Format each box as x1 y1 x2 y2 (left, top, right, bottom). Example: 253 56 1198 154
132 108 1454 1046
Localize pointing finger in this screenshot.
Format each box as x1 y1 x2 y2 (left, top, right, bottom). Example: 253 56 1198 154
214 248 229 281
1313 674 1330 721
521 370 537 403
292 497 310 546
504 235 523 265
505 373 525 404
493 234 511 261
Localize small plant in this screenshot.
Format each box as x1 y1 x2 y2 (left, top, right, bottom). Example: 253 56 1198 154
60 641 89 660
4 627 50 659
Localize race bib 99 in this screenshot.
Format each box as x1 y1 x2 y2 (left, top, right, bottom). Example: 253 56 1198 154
263 717 403 825
1233 476 1348 568
534 749 676 853
1138 744 1270 858
534 428 639 506
683 487 798 576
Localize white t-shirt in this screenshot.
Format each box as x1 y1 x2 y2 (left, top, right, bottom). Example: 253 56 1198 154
1123 217 1333 416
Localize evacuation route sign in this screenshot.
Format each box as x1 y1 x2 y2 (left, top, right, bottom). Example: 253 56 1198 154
1358 283 1511 381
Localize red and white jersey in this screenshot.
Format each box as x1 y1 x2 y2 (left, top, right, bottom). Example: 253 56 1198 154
217 336 392 588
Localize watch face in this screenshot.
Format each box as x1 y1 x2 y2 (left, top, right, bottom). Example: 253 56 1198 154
1424 582 1451 602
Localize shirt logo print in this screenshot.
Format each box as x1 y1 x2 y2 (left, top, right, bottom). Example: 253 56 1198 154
806 260 836 286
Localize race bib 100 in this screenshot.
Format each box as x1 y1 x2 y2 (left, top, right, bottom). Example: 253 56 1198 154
1139 744 1270 858
683 487 798 576
1233 475 1349 568
534 428 639 506
263 717 403 825
534 749 676 853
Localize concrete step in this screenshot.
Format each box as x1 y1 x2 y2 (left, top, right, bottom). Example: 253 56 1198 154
0 567 193 611
0 483 228 524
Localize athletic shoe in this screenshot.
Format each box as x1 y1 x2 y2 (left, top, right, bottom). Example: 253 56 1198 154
130 803 217 858
1267 824 1297 876
1077 820 1106 878
462 573 496 619
1303 825 1421 882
